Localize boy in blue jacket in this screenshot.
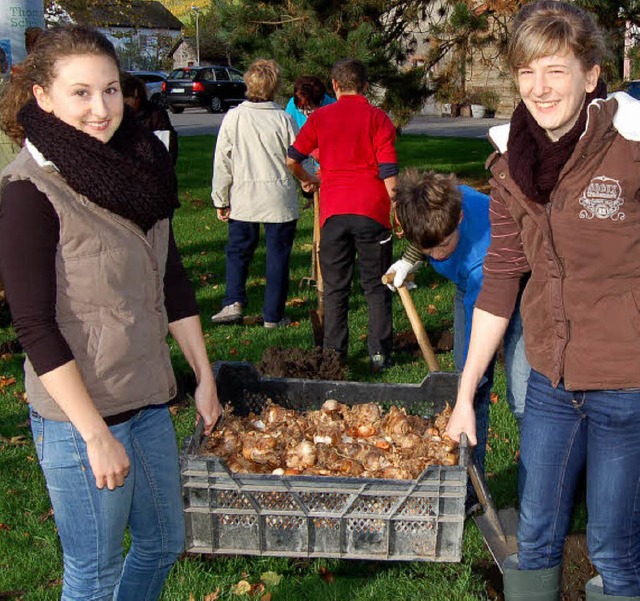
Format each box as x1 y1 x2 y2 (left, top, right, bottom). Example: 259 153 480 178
387 170 529 485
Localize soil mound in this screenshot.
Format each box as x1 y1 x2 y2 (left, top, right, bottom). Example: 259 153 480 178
257 347 346 380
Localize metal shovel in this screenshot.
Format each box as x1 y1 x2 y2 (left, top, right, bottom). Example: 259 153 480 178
461 433 519 572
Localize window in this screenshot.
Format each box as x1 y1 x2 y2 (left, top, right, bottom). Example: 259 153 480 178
169 69 197 81
229 68 244 83
214 67 230 81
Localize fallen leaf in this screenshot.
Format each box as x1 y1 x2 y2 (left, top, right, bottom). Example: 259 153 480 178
188 594 196 601
430 282 439 289
299 243 313 252
241 339 251 346
261 594 272 601
38 509 54 523
358 334 367 341
0 523 11 531
252 583 265 596
229 348 238 356
286 297 307 308
0 353 13 361
168 405 179 416
203 589 220 601
260 571 283 587
318 566 334 584
0 376 16 390
490 392 499 404
427 304 437 314
290 321 301 327
231 580 252 595
243 316 262 326
8 435 28 446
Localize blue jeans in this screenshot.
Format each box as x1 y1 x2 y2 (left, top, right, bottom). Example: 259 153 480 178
30 404 184 601
224 219 297 323
454 292 530 472
518 370 640 595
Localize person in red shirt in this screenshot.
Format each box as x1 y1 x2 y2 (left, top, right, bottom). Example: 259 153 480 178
287 58 398 371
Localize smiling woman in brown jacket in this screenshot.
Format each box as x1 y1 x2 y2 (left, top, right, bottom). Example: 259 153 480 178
446 2 640 599
0 26 221 599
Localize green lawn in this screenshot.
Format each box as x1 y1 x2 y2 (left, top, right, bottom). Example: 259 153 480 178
0 134 523 600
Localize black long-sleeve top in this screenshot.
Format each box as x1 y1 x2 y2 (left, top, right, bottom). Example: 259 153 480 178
0 180 198 375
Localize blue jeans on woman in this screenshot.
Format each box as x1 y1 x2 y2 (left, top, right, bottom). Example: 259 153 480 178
454 292 530 473
30 404 184 601
223 219 297 323
518 370 640 595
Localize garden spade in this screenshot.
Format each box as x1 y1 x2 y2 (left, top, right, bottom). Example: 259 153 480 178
381 272 439 372
462 433 519 573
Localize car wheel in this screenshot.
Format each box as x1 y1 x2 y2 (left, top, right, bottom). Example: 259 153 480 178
169 105 184 114
210 96 224 113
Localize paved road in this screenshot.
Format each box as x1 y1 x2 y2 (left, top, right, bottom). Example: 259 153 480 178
168 108 509 139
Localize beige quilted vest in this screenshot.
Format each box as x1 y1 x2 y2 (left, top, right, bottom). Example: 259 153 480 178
1 148 177 420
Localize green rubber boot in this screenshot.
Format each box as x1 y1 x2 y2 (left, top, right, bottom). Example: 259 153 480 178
503 555 562 601
586 576 640 600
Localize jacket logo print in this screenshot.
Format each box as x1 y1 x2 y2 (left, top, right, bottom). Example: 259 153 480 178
579 175 625 221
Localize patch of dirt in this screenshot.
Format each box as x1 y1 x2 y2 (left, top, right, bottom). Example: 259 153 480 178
257 347 346 380
475 532 595 600
394 329 454 355
561 533 596 601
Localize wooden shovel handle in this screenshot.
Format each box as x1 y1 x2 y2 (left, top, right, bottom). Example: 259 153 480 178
382 273 440 372
313 191 323 295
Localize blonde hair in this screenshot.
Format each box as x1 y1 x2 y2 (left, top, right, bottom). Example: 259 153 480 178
243 59 281 101
507 1 605 75
0 25 120 144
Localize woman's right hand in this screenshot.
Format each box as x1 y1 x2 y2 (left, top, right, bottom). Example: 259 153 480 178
216 207 230 222
85 430 130 490
446 395 477 446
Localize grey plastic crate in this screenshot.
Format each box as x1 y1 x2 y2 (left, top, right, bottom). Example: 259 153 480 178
180 362 468 562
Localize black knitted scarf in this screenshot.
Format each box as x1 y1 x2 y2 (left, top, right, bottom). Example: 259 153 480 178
507 79 607 205
18 100 179 232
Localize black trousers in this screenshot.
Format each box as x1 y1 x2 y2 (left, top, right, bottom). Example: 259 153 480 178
319 214 393 357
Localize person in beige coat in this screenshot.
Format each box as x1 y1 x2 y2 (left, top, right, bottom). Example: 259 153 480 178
211 59 315 328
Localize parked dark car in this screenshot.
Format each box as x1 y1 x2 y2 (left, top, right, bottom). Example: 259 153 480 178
161 66 246 114
623 80 640 100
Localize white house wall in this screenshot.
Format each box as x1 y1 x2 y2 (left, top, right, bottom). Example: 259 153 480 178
102 26 181 70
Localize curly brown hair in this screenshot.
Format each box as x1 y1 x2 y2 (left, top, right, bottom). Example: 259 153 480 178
0 25 120 144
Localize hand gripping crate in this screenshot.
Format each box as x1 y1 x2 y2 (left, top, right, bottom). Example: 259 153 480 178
180 361 468 562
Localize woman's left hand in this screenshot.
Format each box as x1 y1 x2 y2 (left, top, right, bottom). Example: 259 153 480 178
194 377 222 437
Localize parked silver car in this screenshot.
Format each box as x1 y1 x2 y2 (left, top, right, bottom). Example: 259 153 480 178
127 71 167 107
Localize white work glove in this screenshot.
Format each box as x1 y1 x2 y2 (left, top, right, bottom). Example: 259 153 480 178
385 259 422 291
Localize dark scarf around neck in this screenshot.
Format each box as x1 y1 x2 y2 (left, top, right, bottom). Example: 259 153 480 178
18 101 179 232
507 79 607 205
